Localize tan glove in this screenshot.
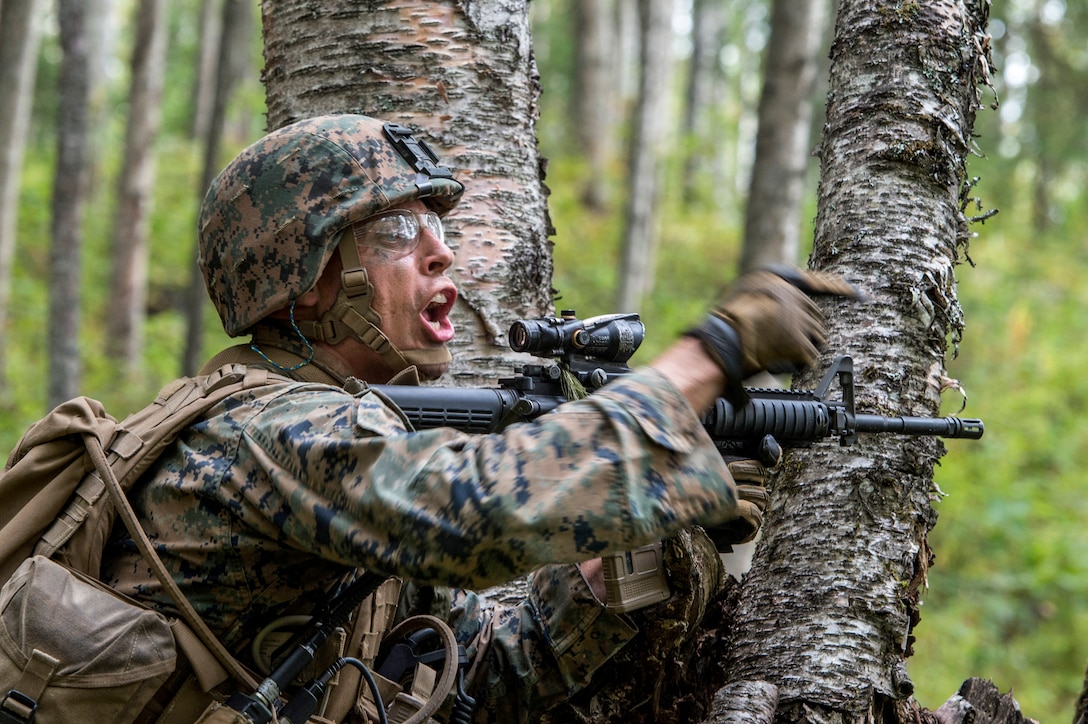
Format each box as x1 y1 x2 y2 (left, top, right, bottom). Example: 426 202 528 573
705 434 782 551
686 265 861 403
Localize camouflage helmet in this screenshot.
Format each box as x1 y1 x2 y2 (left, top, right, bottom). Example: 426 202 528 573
198 114 464 336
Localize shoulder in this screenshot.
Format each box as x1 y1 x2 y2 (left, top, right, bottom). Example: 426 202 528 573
221 378 411 440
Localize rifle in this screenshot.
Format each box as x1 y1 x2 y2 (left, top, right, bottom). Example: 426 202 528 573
376 312 983 448
375 312 984 611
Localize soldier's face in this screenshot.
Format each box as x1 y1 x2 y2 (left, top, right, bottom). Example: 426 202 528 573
357 200 458 380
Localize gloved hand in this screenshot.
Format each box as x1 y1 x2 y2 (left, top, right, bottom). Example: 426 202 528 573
705 434 782 551
686 265 861 403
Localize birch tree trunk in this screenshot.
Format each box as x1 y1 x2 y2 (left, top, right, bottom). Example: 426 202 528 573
738 0 828 272
681 0 726 206
573 0 616 210
0 0 43 396
106 0 167 372
189 0 223 143
261 0 552 386
710 1 1001 722
48 0 92 407
616 0 675 313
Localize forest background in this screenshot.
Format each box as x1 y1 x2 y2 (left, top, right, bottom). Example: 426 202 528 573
1 0 1086 721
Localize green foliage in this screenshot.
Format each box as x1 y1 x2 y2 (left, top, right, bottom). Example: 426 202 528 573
908 170 1088 718
546 152 742 364
2 135 233 452
1 0 258 450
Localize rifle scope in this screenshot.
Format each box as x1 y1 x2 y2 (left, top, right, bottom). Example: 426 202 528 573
509 312 644 363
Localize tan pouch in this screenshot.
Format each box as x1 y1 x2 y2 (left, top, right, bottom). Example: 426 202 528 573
0 555 177 724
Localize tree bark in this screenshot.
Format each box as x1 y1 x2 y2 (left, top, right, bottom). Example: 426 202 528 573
261 0 552 386
0 0 43 397
711 1 1000 722
106 0 167 372
932 678 1038 724
739 0 829 272
48 0 92 407
616 0 675 313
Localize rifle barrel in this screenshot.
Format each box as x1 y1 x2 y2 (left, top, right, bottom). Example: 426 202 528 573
705 399 984 443
854 414 984 439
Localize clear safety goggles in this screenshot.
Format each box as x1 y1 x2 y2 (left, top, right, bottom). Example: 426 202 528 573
352 208 445 254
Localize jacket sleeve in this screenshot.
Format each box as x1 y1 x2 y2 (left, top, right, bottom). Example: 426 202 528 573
428 563 637 723
240 366 740 590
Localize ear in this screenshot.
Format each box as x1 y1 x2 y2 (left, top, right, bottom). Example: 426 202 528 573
293 287 322 309
268 287 322 321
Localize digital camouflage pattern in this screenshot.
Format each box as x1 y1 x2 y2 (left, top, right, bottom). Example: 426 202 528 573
99 366 740 719
198 115 464 336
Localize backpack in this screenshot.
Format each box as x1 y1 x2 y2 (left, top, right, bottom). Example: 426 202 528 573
0 364 274 723
0 364 461 724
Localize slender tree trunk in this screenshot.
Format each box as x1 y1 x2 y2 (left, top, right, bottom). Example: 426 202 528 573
615 0 674 313
261 0 552 386
681 0 726 206
0 0 43 397
739 0 829 272
573 0 616 210
613 0 640 104
106 0 167 372
710 2 1001 722
181 0 252 376
189 0 223 143
48 0 92 407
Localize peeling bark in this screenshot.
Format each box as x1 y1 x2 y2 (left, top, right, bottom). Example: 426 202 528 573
706 680 780 724
927 679 1039 724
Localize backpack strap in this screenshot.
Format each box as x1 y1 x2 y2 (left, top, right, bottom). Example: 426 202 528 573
79 367 279 692
1 650 60 721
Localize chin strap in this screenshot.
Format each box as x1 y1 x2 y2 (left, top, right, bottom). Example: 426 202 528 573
295 231 452 376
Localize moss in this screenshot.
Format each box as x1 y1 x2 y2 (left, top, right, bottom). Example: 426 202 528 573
878 1 922 24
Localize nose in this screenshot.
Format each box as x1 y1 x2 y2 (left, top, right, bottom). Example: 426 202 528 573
421 225 454 274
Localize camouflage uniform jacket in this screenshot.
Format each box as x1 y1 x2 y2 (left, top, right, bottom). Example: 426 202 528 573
99 355 740 721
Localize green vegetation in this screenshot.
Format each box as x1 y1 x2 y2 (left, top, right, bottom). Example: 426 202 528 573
910 170 1088 718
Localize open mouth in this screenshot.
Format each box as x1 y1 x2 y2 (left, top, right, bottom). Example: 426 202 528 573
422 291 456 340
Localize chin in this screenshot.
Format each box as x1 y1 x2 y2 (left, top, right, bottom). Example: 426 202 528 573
416 362 450 381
